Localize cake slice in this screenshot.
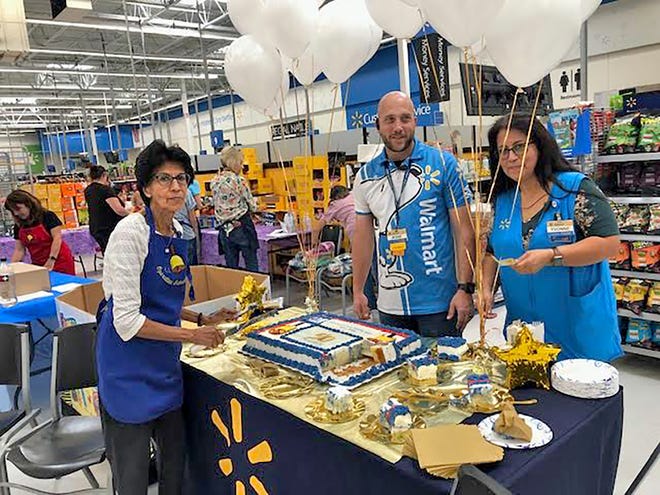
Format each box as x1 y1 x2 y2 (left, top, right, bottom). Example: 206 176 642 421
325 386 354 415
379 398 413 436
436 337 468 361
407 355 438 385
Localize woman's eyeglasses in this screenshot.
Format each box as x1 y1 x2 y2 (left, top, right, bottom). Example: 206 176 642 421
151 172 190 187
498 142 532 159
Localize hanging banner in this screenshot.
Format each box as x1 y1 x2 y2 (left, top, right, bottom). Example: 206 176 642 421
270 119 309 141
412 33 450 103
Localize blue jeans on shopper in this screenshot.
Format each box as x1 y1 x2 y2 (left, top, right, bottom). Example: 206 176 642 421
218 219 259 272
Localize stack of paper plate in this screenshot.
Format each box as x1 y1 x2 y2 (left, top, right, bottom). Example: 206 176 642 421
551 359 619 399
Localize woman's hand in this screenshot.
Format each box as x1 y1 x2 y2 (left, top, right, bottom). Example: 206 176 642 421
512 249 554 275
44 259 55 271
190 326 225 348
205 308 238 325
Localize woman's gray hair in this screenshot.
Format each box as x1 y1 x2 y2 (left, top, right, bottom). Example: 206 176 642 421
219 146 243 170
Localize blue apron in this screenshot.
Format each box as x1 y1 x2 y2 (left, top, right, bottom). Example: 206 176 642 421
490 171 622 362
97 208 192 424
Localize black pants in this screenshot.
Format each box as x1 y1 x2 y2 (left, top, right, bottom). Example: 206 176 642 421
91 231 111 253
379 311 460 338
101 404 185 495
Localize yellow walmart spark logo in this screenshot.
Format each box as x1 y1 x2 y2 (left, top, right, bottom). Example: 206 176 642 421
420 165 441 190
211 398 273 495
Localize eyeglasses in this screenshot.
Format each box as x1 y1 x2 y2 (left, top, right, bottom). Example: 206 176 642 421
151 172 190 187
498 142 532 159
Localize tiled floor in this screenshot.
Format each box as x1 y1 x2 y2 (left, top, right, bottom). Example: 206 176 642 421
3 276 659 494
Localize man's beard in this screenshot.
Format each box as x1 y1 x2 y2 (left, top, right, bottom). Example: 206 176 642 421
382 133 414 154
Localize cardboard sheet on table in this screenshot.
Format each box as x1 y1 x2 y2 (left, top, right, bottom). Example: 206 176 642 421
16 290 53 303
412 425 504 469
52 282 82 293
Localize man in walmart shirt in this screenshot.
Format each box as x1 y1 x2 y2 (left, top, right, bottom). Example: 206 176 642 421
352 91 476 337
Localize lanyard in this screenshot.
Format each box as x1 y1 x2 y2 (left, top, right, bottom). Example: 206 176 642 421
384 160 411 228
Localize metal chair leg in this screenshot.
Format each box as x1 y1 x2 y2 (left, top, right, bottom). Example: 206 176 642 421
82 467 100 489
0 455 10 495
285 269 291 306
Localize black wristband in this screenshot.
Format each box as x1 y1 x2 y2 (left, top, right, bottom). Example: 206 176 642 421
196 312 204 326
49 256 57 261
457 283 476 294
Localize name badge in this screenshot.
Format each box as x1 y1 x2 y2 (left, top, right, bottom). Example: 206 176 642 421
547 219 575 244
387 229 408 242
390 242 407 257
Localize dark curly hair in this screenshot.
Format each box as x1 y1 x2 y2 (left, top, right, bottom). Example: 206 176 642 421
488 114 577 200
4 189 46 227
135 140 195 205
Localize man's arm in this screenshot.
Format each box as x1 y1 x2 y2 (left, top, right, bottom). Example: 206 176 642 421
106 197 130 217
447 205 476 331
352 213 375 319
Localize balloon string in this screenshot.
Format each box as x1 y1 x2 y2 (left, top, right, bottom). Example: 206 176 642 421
508 79 544 224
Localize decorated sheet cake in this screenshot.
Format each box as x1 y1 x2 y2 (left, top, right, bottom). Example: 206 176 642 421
241 312 424 388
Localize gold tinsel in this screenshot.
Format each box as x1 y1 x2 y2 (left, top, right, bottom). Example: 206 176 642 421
235 276 267 312
493 327 561 390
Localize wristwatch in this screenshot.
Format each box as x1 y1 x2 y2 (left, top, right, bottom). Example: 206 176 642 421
457 282 476 294
551 247 564 267
49 256 57 261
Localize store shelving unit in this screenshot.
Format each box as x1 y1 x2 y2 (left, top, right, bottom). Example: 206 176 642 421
610 269 660 281
621 344 660 359
619 234 660 242
609 197 660 205
596 152 660 164
618 308 660 323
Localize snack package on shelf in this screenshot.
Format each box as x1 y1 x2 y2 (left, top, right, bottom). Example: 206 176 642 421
620 206 650 233
626 318 652 343
647 282 660 314
612 278 628 307
623 279 650 315
630 242 660 273
609 242 631 270
649 205 660 235
610 203 630 229
636 114 660 153
639 163 660 195
653 322 660 345
604 113 641 154
618 164 643 193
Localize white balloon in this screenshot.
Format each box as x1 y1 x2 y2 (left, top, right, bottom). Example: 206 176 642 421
363 21 383 66
225 35 284 112
316 0 383 84
485 0 582 88
420 0 506 48
580 0 600 22
469 36 488 61
365 0 424 40
400 0 419 5
264 71 291 118
292 38 323 86
227 0 264 36
263 0 319 59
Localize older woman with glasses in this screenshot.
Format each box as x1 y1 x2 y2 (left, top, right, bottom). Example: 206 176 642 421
482 114 622 362
96 140 234 495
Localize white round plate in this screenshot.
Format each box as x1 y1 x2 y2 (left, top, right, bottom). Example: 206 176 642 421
551 359 619 399
478 414 553 449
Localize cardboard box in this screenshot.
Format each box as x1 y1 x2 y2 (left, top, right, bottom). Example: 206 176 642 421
11 262 51 296
56 281 104 327
61 197 76 211
56 266 271 327
61 183 76 197
184 265 271 315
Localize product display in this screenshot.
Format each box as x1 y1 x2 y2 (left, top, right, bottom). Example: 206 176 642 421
603 114 641 154
435 337 468 361
241 312 424 388
626 318 653 343
630 242 660 273
551 359 619 399
637 114 660 152
622 279 650 314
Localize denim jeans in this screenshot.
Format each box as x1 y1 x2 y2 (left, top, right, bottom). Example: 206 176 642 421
218 226 259 272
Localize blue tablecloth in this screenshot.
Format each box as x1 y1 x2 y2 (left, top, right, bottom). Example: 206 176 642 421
0 271 96 324
182 364 623 495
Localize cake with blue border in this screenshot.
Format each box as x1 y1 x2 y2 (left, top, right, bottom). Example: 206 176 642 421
436 336 468 361
407 354 438 385
240 312 424 388
379 398 412 437
325 386 353 415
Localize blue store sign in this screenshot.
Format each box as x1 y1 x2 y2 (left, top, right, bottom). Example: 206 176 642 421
346 100 443 129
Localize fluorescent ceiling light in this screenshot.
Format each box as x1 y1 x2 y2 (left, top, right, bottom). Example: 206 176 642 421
29 48 223 66
0 97 37 105
0 67 217 80
46 63 96 71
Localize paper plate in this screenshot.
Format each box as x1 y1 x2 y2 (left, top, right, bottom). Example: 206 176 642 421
478 414 552 449
551 359 619 399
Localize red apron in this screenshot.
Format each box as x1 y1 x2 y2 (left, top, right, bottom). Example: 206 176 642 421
18 224 75 275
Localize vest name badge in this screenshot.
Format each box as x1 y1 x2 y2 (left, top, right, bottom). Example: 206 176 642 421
546 219 575 244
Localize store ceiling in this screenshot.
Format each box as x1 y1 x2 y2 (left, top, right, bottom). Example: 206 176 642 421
0 0 240 132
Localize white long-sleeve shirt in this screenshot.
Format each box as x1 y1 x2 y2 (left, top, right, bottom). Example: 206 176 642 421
102 213 182 341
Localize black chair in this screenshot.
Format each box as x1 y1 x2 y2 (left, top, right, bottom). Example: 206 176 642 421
0 324 40 495
320 224 344 256
450 465 513 495
1 322 108 494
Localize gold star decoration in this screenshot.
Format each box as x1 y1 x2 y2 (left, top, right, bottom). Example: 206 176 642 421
235 276 267 312
494 327 561 390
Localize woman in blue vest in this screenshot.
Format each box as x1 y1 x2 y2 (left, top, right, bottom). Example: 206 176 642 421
482 114 622 362
97 140 234 494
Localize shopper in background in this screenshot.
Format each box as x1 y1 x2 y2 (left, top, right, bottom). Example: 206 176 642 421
482 114 622 362
97 140 235 495
189 178 204 210
85 165 130 252
352 91 476 340
174 188 200 265
212 146 259 272
5 190 75 275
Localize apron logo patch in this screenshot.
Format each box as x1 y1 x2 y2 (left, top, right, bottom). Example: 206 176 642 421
498 218 511 230
156 266 187 286
169 254 186 274
211 398 274 494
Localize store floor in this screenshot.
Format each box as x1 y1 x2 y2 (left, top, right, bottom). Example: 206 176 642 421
4 272 659 494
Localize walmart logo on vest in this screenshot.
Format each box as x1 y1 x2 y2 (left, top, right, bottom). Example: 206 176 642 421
347 101 443 129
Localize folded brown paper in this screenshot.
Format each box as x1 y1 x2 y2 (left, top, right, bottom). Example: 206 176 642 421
494 403 532 442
